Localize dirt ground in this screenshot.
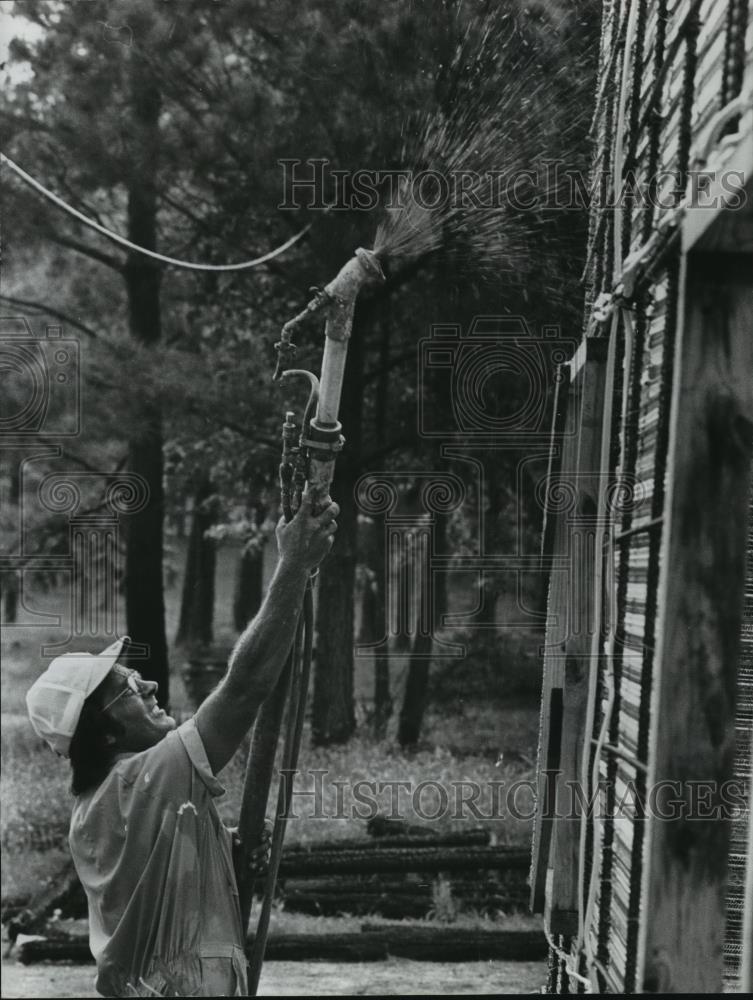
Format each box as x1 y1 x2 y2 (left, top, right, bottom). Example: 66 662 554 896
1 956 547 996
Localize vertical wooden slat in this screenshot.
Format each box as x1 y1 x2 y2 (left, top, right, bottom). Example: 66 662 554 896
541 367 574 564
532 342 607 918
638 251 753 993
531 366 573 913
723 484 753 988
742 751 753 993
548 338 609 934
534 688 565 914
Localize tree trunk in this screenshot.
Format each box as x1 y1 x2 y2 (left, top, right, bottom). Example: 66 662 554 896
175 476 216 647
124 61 168 703
395 507 453 747
372 306 392 735
478 454 501 621
233 546 264 632
358 564 391 736
434 510 449 634
232 508 266 631
311 302 367 746
396 452 450 747
396 510 452 747
312 452 358 745
3 458 20 624
3 576 18 625
397 629 433 747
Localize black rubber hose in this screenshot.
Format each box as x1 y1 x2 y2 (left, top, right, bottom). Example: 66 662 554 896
247 579 315 995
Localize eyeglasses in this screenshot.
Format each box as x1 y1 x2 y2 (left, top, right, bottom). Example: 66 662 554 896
100 671 143 713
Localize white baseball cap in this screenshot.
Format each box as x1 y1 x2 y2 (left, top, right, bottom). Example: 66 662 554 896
26 637 129 757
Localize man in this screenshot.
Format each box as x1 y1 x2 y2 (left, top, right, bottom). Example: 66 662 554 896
26 494 338 997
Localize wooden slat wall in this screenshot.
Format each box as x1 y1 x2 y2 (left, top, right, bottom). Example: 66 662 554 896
637 254 753 993
723 488 753 989
534 0 753 991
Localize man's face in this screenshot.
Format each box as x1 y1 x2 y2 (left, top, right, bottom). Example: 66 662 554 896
97 664 177 753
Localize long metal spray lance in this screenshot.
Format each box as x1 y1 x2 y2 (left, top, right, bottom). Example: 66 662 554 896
237 247 385 995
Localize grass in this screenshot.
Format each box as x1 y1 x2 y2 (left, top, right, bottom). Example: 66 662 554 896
34 905 543 942
1 847 71 904
257 903 542 935
1 694 538 909
1 713 73 856
1 558 541 918
2 707 537 897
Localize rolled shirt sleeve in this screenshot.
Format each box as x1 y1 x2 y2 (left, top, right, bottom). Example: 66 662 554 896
176 717 226 798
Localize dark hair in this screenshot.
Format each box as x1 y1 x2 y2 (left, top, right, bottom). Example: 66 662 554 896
69 684 126 796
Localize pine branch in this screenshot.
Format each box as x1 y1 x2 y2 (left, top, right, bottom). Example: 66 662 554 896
0 294 100 339
46 231 124 273
54 171 107 229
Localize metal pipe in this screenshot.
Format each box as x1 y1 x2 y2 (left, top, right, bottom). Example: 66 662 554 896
315 249 384 417
304 248 385 511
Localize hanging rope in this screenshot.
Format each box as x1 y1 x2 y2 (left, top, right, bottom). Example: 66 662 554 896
1 151 316 271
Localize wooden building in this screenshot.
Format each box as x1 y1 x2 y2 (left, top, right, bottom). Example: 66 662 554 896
530 0 753 991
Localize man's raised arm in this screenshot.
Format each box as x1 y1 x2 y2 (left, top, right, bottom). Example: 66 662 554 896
195 495 338 774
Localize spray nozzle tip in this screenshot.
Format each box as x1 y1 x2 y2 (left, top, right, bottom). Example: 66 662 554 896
355 247 386 283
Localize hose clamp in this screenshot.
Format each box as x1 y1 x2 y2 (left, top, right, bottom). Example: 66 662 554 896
301 434 345 453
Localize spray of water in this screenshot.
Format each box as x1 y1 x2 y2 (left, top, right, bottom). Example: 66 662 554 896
373 5 595 290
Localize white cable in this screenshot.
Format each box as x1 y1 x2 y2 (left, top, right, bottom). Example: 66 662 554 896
543 923 594 991
1 151 314 272
573 3 750 991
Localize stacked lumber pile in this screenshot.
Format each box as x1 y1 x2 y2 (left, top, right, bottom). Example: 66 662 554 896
3 819 542 963
278 827 529 917
15 925 547 965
